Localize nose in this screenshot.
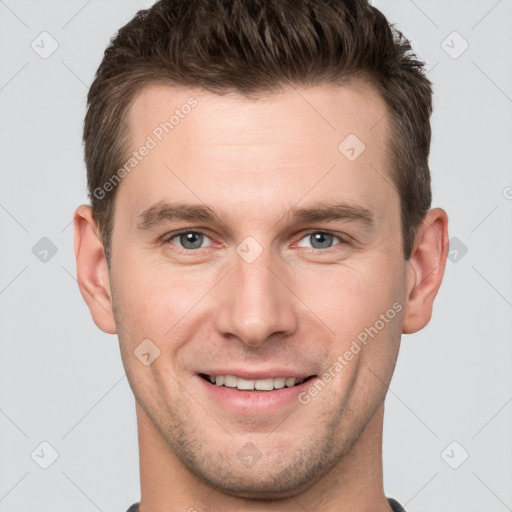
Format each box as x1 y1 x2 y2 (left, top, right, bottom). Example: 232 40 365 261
212 243 298 348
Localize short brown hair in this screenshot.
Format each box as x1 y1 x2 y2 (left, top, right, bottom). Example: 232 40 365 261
84 0 433 264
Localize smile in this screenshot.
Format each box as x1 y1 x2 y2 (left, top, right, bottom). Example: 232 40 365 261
198 373 316 391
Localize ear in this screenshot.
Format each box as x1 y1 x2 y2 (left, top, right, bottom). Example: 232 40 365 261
73 205 117 334
402 208 449 334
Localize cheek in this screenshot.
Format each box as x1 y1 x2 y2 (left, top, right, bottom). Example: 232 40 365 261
111 255 207 344
111 267 190 394
297 260 402 336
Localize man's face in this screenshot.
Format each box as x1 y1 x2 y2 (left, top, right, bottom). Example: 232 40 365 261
108 82 409 496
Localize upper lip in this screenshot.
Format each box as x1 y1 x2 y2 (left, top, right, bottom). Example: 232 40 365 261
198 369 316 380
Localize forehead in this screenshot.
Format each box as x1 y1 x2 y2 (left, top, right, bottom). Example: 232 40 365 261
126 81 389 152
118 81 397 231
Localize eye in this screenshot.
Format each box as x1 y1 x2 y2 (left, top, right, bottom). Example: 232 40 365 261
165 230 213 250
164 229 348 252
295 231 346 250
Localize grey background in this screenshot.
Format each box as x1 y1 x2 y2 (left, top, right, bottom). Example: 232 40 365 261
0 0 511 511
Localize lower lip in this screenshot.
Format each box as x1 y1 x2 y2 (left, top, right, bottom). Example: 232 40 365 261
196 375 318 414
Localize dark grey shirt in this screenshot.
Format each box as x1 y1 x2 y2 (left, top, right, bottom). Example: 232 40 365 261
126 497 406 511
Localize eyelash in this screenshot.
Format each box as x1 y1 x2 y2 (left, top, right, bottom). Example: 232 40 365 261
163 229 349 252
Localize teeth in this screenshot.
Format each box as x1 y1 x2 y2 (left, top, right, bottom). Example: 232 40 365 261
255 378 275 391
286 377 296 387
224 375 237 388
272 377 286 389
207 374 306 391
236 377 255 390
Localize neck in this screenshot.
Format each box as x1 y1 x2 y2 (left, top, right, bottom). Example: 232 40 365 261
136 401 391 512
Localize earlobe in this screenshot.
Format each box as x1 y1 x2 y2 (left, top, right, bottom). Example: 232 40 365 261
73 205 117 334
402 208 449 334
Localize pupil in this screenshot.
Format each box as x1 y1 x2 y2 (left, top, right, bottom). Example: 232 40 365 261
311 232 332 249
181 232 203 249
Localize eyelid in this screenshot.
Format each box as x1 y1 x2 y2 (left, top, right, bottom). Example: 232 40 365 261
163 228 350 251
292 230 350 249
163 228 216 249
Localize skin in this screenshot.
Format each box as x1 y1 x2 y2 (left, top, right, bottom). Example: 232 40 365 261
74 81 449 512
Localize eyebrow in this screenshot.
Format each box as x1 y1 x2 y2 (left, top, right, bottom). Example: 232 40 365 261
136 200 375 232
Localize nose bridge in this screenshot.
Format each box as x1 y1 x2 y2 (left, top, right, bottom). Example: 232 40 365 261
213 238 297 346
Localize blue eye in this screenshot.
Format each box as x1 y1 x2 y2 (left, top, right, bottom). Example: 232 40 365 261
164 230 346 252
296 231 343 250
166 230 211 250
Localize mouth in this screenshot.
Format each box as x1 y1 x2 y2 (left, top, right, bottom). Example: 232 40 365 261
198 373 317 392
